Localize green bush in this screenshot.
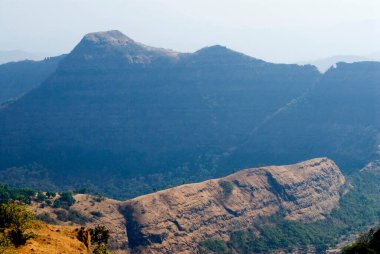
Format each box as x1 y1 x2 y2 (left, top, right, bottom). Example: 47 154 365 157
54 209 88 225
45 191 56 198
90 211 103 218
36 192 47 202
0 203 34 231
90 225 111 253
90 225 110 245
0 203 34 246
343 226 380 254
53 192 75 208
36 212 56 224
220 181 234 198
0 185 36 205
93 243 112 254
200 239 229 254
0 233 15 254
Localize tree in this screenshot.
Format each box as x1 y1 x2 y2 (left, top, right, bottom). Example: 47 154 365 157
90 225 110 245
0 203 34 246
53 192 75 208
90 225 111 253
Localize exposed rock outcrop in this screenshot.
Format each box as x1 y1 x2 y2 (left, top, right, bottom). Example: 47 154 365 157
122 157 346 253
27 158 346 254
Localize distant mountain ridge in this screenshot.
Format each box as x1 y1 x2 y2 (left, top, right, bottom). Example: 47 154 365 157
300 54 380 72
0 55 64 103
0 30 378 199
233 61 380 171
0 50 47 64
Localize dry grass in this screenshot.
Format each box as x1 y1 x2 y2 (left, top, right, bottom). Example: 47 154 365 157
16 222 88 254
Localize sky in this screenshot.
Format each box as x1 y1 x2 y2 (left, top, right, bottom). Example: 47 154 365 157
0 0 380 63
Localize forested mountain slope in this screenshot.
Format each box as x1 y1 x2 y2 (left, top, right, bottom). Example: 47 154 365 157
0 30 321 198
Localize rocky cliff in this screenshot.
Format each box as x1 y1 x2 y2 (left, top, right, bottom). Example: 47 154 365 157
122 157 346 253
28 158 346 254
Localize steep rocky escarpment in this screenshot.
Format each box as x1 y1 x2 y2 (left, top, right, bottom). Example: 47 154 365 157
121 158 346 253
25 158 346 253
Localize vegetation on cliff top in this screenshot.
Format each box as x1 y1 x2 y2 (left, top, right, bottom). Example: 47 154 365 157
343 226 380 254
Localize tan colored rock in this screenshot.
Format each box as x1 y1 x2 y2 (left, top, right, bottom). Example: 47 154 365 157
122 157 346 254
28 157 346 254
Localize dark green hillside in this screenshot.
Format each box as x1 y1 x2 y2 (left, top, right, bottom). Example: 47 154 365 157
231 61 380 171
0 30 320 198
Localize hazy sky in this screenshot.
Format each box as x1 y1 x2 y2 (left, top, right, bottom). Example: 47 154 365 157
1 0 380 63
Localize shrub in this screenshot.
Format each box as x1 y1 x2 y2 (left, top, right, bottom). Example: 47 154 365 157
343 226 380 254
89 225 111 254
45 192 56 198
0 203 35 246
200 239 229 254
90 211 103 218
54 209 88 224
90 225 110 245
36 192 47 202
53 192 75 208
93 243 112 254
219 181 234 198
0 233 15 254
0 203 34 231
36 212 56 224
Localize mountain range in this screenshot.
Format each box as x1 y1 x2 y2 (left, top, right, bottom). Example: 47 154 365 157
300 53 380 72
0 50 48 65
0 30 379 199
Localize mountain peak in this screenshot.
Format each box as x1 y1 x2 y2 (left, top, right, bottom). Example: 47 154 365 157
82 30 135 46
195 45 233 55
64 30 180 66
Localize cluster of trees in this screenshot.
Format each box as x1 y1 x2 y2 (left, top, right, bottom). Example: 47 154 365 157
0 184 77 210
52 191 75 208
343 226 380 253
0 184 35 205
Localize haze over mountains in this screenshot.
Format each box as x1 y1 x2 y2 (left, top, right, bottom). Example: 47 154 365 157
0 50 47 65
301 54 380 72
0 55 64 103
0 30 379 199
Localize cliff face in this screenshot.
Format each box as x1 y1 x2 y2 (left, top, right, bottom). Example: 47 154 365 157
122 158 346 253
26 158 346 253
